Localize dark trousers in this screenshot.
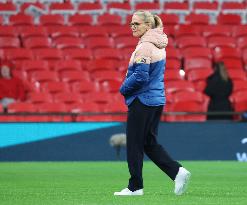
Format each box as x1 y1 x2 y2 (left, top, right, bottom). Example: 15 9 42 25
127 98 182 191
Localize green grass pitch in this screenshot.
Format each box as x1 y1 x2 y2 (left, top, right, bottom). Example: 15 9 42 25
0 161 246 205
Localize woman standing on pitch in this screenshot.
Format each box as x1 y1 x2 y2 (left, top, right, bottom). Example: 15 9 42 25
114 10 191 196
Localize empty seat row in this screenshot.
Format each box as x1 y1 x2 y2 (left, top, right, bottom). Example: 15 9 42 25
1 24 247 39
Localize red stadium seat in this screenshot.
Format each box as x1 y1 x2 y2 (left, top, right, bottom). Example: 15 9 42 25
163 25 176 37
164 2 190 15
121 48 133 60
165 101 207 122
97 13 122 26
78 2 103 15
217 14 242 25
53 36 84 49
166 47 182 60
0 37 20 49
41 81 70 94
24 81 40 93
34 48 63 60
165 69 184 82
101 80 122 93
92 70 123 82
176 36 207 49
232 80 247 93
85 37 114 49
63 48 93 64
34 48 63 68
38 102 70 122
84 91 114 104
93 48 122 60
5 48 33 62
0 15 3 25
233 26 247 38
174 25 201 38
135 2 161 13
38 102 68 112
28 92 53 104
187 68 213 82
186 68 213 91
227 69 247 81
184 13 209 25
30 71 59 84
230 91 247 108
166 59 182 70
49 26 79 39
9 14 34 27
108 25 131 38
79 26 108 38
104 101 127 122
8 102 36 113
237 37 247 50
23 37 52 49
159 14 179 26
49 2 75 15
171 91 209 106
202 25 232 38
243 48 247 67
184 57 212 71
182 47 212 59
72 102 109 122
39 14 65 26
20 60 49 75
115 36 138 49
221 59 243 70
0 2 17 15
193 1 219 16
7 102 37 122
20 26 48 40
166 80 195 94
53 60 82 73
208 36 236 49
60 70 90 83
69 102 100 113
221 2 246 23
107 1 132 13
71 81 98 94
54 92 82 104
105 100 127 112
213 47 241 61
86 59 117 72
221 1 246 12
0 26 17 37
68 14 93 26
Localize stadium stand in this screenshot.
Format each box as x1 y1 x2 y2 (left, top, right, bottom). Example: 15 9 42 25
0 0 247 122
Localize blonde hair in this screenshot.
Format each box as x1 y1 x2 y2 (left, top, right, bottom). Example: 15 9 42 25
215 62 229 82
133 10 163 28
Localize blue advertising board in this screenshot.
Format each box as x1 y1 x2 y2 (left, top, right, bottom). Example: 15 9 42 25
0 122 246 161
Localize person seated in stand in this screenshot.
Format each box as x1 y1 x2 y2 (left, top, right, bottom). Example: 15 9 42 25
0 62 26 112
204 62 233 120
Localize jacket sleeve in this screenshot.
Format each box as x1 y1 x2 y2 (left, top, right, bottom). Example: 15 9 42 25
120 43 152 96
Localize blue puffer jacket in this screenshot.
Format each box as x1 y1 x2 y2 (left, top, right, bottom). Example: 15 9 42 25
119 28 168 106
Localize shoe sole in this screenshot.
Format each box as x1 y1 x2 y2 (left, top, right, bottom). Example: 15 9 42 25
114 193 143 196
114 192 143 196
176 172 191 195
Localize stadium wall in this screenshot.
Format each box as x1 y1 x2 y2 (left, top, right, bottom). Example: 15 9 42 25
0 122 246 162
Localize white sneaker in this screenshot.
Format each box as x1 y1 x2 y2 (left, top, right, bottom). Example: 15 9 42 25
174 167 191 195
114 188 144 196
